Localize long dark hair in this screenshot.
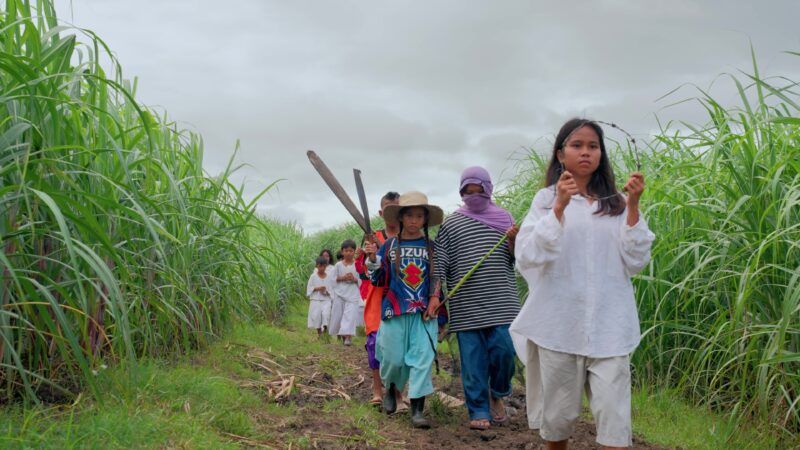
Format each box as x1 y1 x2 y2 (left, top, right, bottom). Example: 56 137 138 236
545 118 624 216
319 249 334 265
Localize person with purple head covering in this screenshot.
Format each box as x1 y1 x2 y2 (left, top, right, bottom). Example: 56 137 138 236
430 166 521 431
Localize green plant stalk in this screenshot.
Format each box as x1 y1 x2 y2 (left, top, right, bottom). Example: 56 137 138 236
0 0 311 403
443 234 509 303
493 51 800 437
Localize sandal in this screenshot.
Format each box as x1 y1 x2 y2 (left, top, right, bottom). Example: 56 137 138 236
370 396 382 406
490 397 509 425
469 419 491 430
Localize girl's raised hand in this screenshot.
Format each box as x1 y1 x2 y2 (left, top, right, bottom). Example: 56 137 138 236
623 172 645 206
555 170 579 210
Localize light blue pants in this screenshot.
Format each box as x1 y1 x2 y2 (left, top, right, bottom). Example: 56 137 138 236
375 313 438 399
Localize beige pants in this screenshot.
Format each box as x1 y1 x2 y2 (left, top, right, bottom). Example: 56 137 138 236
525 341 632 448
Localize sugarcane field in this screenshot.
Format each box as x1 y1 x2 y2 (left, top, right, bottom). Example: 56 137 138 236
1 1 799 449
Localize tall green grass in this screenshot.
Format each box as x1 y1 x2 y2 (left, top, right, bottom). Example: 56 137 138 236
501 54 800 437
0 0 305 403
306 217 384 261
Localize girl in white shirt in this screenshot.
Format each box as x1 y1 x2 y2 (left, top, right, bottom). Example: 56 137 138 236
510 118 655 450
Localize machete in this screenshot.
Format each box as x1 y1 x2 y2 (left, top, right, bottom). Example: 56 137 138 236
353 169 372 237
306 150 368 233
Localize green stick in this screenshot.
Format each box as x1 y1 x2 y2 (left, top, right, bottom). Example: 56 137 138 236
442 234 509 303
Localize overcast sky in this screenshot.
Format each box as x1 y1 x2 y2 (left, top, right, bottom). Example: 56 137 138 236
56 1 799 233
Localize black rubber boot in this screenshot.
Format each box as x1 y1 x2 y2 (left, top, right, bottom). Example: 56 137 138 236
382 383 397 414
410 397 430 429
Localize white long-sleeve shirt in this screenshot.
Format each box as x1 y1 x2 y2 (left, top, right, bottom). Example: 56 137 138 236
509 188 655 358
307 271 335 302
333 261 362 303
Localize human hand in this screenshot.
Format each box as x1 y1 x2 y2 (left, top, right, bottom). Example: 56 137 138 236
506 224 519 241
555 170 579 212
424 297 441 321
363 241 379 261
624 172 645 206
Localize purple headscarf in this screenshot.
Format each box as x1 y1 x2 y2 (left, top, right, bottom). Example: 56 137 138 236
455 166 514 233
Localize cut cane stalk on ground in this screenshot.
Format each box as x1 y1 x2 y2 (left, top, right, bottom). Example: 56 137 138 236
2 309 782 449
1 0 798 446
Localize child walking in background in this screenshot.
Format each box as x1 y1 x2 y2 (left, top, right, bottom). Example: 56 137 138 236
319 249 335 273
325 247 345 340
355 191 404 407
510 118 655 450
307 256 334 337
334 240 361 346
364 191 443 428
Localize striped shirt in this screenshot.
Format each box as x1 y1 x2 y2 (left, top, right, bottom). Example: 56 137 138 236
434 212 520 332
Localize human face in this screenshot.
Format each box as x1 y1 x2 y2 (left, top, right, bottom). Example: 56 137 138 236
559 125 602 178
321 251 332 264
461 183 484 195
316 263 327 274
341 247 355 262
400 207 426 237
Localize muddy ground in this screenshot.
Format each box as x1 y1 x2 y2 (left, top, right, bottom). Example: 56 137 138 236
235 332 670 450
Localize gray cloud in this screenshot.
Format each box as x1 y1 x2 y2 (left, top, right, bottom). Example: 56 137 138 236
58 0 800 233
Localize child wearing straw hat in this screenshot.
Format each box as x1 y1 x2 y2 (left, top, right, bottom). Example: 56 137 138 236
363 191 443 429
355 191 406 407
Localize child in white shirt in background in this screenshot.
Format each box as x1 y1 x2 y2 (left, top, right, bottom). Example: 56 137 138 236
307 256 335 337
334 239 362 346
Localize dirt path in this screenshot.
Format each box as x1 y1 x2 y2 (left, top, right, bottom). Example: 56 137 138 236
237 332 668 449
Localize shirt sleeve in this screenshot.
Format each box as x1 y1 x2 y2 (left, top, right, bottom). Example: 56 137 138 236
428 241 441 298
325 275 336 298
515 189 565 271
367 240 389 286
619 215 655 276
355 253 366 275
433 222 450 291
306 274 315 297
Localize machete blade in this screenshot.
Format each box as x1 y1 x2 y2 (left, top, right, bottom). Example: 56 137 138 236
353 168 372 236
306 150 367 233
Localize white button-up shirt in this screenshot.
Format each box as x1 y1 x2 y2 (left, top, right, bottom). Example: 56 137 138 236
510 188 656 358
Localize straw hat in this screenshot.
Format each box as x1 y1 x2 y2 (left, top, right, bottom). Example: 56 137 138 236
382 191 444 227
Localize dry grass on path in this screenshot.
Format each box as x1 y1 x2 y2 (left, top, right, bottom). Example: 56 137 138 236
235 324 667 450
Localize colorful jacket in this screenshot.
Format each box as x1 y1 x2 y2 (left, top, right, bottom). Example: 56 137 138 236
356 230 389 334
367 236 436 320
